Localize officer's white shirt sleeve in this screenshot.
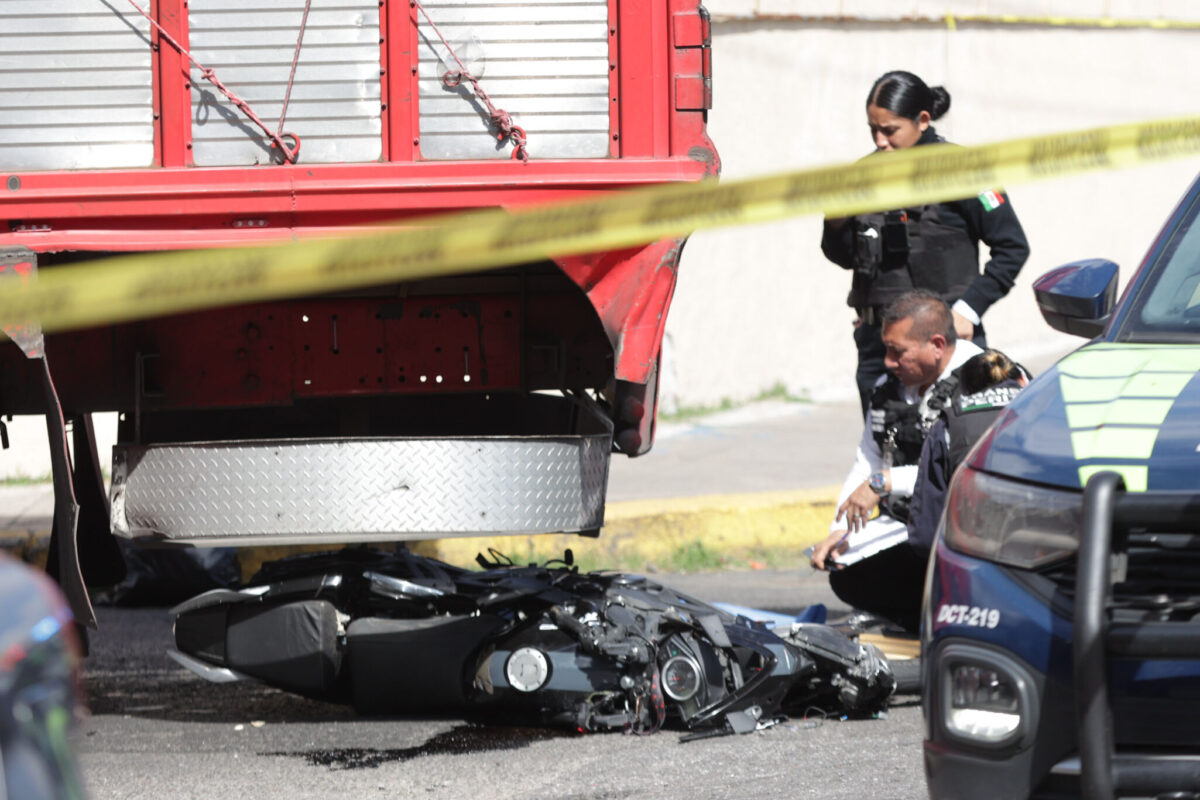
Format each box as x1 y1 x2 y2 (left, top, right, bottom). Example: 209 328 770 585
889 464 919 498
829 411 882 534
951 299 981 326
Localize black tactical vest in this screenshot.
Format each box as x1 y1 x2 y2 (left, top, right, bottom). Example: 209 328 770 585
942 380 1023 471
869 373 957 468
846 203 979 309
869 372 959 524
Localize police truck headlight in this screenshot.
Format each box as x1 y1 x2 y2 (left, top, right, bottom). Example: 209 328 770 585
947 664 1020 741
937 645 1036 749
942 466 1081 569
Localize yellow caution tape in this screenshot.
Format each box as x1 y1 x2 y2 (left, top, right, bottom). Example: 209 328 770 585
712 12 1200 30
942 14 1200 30
4 113 1200 333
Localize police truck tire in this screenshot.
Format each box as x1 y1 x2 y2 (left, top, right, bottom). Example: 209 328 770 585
890 657 922 695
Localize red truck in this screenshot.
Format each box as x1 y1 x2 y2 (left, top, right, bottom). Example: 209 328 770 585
0 0 717 626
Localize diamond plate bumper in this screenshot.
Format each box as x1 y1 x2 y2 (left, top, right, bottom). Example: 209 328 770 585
110 434 610 545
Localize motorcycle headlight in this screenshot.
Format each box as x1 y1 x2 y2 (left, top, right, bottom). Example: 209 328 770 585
943 467 1081 569
661 655 702 702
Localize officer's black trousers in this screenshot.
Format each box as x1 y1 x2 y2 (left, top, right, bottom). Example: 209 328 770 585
828 542 930 634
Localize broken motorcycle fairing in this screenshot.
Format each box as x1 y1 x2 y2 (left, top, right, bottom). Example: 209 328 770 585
169 550 894 735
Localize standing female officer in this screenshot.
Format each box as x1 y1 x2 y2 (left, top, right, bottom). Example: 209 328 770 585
821 71 1030 415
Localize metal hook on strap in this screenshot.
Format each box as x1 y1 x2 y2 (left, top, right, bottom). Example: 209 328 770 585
271 132 302 164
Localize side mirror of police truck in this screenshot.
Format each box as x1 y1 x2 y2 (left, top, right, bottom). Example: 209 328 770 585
1033 258 1120 339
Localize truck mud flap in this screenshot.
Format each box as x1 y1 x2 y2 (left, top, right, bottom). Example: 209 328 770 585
4 249 125 630
41 358 90 629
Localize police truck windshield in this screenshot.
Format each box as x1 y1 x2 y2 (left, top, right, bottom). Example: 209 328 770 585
1119 192 1200 342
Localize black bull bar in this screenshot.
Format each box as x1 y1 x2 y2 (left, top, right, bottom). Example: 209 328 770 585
1075 472 1200 800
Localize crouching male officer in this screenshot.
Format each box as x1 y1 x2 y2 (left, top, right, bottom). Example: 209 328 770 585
809 290 981 633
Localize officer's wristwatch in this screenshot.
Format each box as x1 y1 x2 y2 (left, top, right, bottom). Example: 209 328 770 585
868 472 889 498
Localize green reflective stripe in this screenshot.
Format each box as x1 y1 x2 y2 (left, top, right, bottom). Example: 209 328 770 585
1125 371 1195 397
1060 372 1194 402
1060 376 1130 403
1064 398 1176 428
1058 349 1148 378
1061 344 1200 376
1071 427 1160 460
1079 464 1149 492
1059 345 1200 490
1155 349 1200 371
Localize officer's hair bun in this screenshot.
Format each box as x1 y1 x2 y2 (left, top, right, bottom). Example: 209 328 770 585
867 71 952 123
929 86 951 120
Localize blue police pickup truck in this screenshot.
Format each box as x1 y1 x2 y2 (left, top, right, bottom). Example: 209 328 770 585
922 175 1200 800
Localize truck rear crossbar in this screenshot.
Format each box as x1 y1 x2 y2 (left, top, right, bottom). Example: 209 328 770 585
1074 472 1200 800
110 431 611 544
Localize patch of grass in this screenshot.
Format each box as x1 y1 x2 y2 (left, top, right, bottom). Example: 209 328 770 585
658 382 807 423
0 473 52 486
659 396 738 424
747 545 809 570
0 465 110 487
427 531 819 578
603 540 808 575
754 382 805 403
662 540 727 572
568 550 618 575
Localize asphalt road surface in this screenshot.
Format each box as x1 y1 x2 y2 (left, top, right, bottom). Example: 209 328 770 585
76 568 928 800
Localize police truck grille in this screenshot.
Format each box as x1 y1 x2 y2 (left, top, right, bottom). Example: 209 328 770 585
1039 532 1200 621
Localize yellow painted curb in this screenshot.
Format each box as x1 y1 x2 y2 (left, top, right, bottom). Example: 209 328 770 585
2 485 842 580
422 486 841 572
0 529 51 570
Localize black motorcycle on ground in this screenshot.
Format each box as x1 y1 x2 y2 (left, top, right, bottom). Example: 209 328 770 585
170 548 895 737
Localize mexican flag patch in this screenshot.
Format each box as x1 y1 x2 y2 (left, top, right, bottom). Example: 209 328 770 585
978 189 1006 211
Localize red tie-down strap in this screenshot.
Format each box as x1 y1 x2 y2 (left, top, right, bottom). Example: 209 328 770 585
123 0 308 164
411 0 530 161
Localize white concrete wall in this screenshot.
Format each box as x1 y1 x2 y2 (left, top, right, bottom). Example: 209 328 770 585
0 413 118 482
661 2 1200 408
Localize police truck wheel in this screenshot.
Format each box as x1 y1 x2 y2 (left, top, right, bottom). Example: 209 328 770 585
890 657 922 695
